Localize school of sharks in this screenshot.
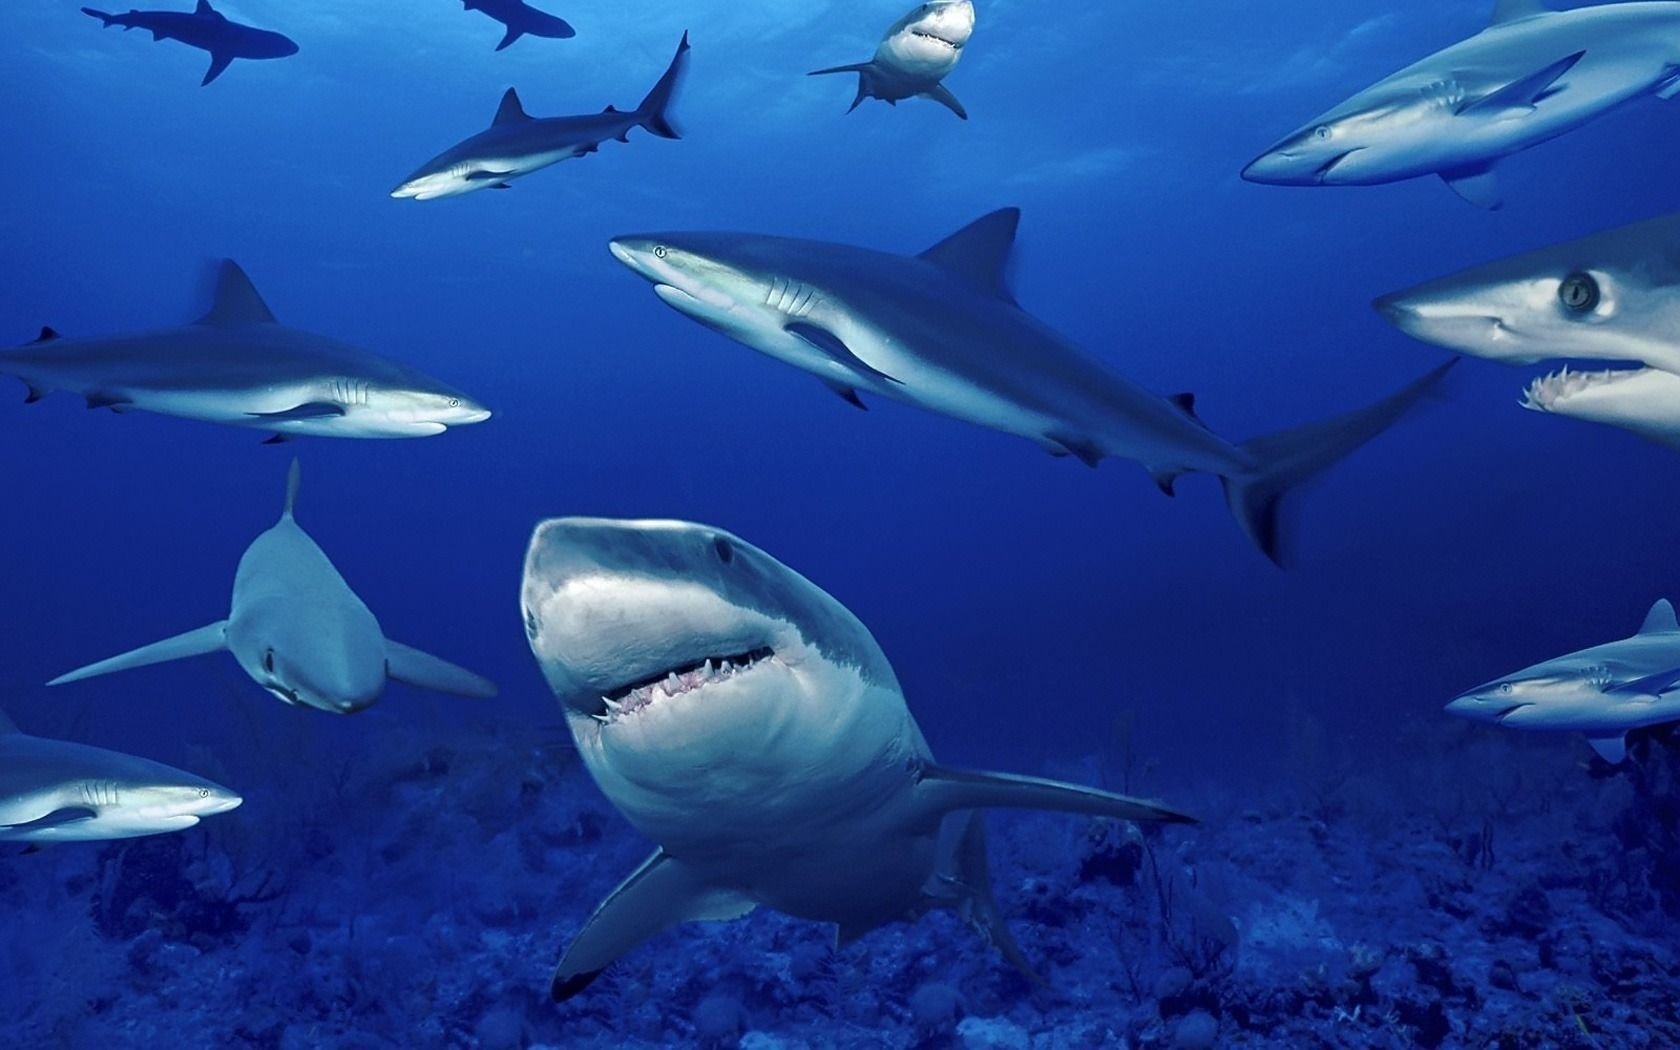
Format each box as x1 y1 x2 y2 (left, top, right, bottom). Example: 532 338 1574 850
7 0 1680 1026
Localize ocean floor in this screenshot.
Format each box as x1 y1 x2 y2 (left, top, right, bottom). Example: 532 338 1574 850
4 718 1678 1050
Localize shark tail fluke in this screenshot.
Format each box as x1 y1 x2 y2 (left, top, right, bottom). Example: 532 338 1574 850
47 621 230 687
917 765 1197 825
944 813 1046 986
1222 361 1455 567
633 31 690 140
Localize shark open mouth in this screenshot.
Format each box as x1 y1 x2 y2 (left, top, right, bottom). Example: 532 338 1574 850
591 646 775 724
1521 366 1638 412
911 30 964 51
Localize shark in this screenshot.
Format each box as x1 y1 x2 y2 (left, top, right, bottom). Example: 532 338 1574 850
1242 0 1680 208
609 207 1452 565
2 259 491 441
0 707 241 843
520 516 1195 999
1520 365 1680 449
49 461 498 715
809 0 975 119
1446 599 1680 764
391 33 689 200
81 1 297 86
461 0 575 52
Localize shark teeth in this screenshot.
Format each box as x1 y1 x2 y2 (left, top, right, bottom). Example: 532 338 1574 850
591 647 775 725
1521 366 1626 412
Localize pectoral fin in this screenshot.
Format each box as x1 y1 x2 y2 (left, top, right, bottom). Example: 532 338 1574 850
1585 733 1628 764
385 640 498 699
921 83 968 120
1 806 98 832
1609 665 1680 698
785 321 903 385
915 764 1197 825
246 402 345 422
202 51 234 86
1440 164 1503 210
1455 50 1583 116
48 621 229 686
552 850 755 1002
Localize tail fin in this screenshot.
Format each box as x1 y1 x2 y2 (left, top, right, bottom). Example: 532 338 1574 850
808 62 875 114
47 622 230 687
941 813 1045 985
1223 361 1455 567
283 458 300 519
81 7 117 26
917 764 1197 825
634 32 690 140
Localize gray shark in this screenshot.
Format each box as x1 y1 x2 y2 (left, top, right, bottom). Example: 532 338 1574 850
50 461 497 715
521 517 1194 999
1243 0 1680 208
2 260 490 441
0 707 240 843
810 0 975 119
1447 599 1680 763
609 208 1451 565
461 0 575 52
391 33 689 200
81 1 297 86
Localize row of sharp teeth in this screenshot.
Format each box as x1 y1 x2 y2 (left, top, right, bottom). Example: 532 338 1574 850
590 651 769 724
912 31 961 49
1521 366 1620 412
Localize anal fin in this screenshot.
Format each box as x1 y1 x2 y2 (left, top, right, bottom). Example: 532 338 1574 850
1047 434 1103 469
822 380 868 411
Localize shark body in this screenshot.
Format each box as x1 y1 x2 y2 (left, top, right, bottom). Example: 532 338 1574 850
521 517 1195 1000
461 0 575 51
81 1 297 86
810 0 975 119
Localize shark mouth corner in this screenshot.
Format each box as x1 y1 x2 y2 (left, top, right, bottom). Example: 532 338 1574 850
1494 703 1531 723
590 646 776 725
1314 147 1365 183
1521 366 1634 413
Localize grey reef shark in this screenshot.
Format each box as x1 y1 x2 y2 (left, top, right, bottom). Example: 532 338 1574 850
0 706 241 845
1447 600 1680 764
609 208 1452 565
1243 0 1680 208
1 259 491 442
460 0 575 52
811 0 975 119
521 517 1196 999
1376 212 1680 451
392 33 690 200
81 0 297 86
50 461 498 716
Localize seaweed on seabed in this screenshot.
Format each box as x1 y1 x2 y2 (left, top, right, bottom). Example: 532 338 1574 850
90 826 286 945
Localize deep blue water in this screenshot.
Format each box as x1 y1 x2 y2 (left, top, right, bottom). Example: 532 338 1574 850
4 2 1680 1047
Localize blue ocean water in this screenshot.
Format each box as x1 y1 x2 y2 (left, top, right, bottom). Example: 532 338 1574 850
3 1 1679 1046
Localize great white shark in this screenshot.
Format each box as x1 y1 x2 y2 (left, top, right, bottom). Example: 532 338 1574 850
391 33 689 200
810 0 975 119
0 707 241 843
1243 0 1680 208
460 0 575 52
81 1 297 86
1 259 490 441
521 517 1195 999
609 208 1452 565
1447 599 1680 763
49 461 498 715
1375 211 1680 448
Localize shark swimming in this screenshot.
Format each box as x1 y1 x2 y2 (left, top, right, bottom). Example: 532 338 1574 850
809 0 975 119
609 208 1452 565
2 259 491 441
49 461 498 715
391 33 689 200
1242 0 1680 208
460 0 575 52
1447 599 1680 764
81 1 297 86
0 707 240 844
520 517 1195 999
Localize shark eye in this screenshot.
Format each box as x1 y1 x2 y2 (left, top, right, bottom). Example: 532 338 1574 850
1314 125 1332 141
654 245 669 259
714 537 735 564
264 650 275 674
1559 273 1599 314
447 398 460 408
1499 683 1512 695
198 788 210 799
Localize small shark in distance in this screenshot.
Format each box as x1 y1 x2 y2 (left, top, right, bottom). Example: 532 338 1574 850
1375 211 1680 448
391 33 690 200
0 707 241 844
521 517 1195 1000
49 461 498 715
2 259 491 441
609 208 1452 565
461 0 575 52
81 1 297 86
810 0 975 119
1447 600 1680 763
1242 0 1680 208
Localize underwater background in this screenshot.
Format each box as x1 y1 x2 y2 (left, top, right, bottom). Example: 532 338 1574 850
3 0 1679 1046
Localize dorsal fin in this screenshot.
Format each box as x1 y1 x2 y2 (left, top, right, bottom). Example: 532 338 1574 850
493 88 530 127
917 208 1021 303
198 260 277 326
1490 0 1551 25
32 326 61 344
603 104 619 114
0 707 17 734
1640 599 1677 635
1169 392 1197 416
284 459 301 519
194 0 218 14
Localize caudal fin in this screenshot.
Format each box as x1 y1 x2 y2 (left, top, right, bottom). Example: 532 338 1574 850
1223 361 1455 567
633 32 690 140
941 813 1045 985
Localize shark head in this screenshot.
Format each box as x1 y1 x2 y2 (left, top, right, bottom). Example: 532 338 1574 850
357 384 493 436
390 161 488 202
1520 366 1680 448
230 596 389 714
1374 214 1680 367
880 1 975 76
1445 666 1615 729
520 517 907 833
79 772 244 839
1242 92 1433 187
250 29 300 59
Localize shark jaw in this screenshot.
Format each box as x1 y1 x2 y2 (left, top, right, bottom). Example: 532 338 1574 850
591 646 776 725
